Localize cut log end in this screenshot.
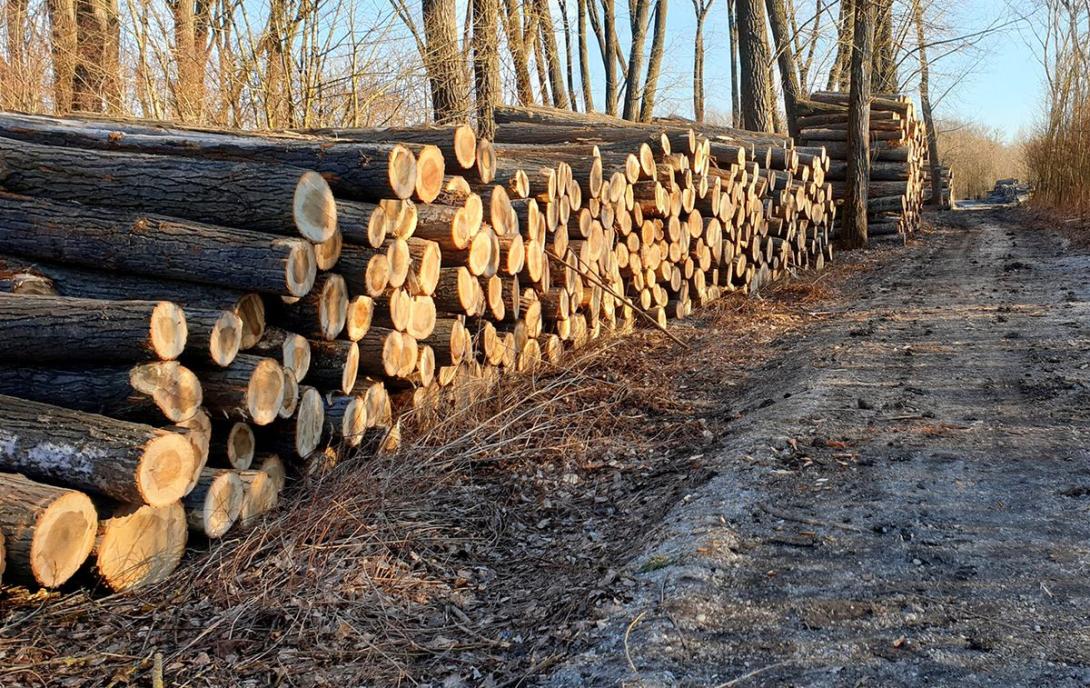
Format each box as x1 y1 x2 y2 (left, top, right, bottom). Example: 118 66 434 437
342 342 361 394
239 470 279 526
388 144 418 200
453 125 478 169
235 294 267 350
295 386 325 456
365 253 391 297
319 274 349 340
314 230 343 271
247 358 287 425
280 369 300 418
293 170 338 243
208 310 243 367
138 432 199 507
150 301 187 361
96 502 187 591
284 239 318 298
32 489 98 588
345 295 374 342
414 145 445 203
226 421 256 469
340 396 368 448
282 332 311 381
476 138 496 184
129 361 203 423
194 471 243 539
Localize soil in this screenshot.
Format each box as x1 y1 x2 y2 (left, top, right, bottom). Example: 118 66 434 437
2 207 1088 687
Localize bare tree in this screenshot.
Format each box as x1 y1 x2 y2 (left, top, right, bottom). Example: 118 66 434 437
842 0 873 248
621 0 653 119
726 0 740 125
691 0 716 122
422 0 470 122
72 0 121 113
171 0 214 120
536 0 569 107
4 0 31 109
472 0 499 136
827 0 852 90
576 0 594 110
499 0 534 104
557 0 579 109
639 0 668 121
735 0 773 131
765 0 803 136
912 0 942 207
872 0 896 91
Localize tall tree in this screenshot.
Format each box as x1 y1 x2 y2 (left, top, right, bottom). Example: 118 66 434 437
557 0 579 109
735 0 773 131
827 0 853 90
600 0 620 114
765 0 803 136
691 0 716 122
621 0 653 119
727 0 740 125
913 0 943 207
536 0 570 108
872 0 896 91
842 0 873 248
639 0 668 121
472 0 500 136
47 0 77 112
72 0 121 113
500 0 534 104
422 0 470 122
171 0 214 120
576 0 594 110
4 0 30 109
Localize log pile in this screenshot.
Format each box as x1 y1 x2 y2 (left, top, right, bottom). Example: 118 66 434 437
923 165 955 209
0 106 835 591
797 91 927 240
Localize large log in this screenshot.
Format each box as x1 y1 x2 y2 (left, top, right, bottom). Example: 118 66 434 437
301 123 478 170
0 136 337 242
323 394 368 448
0 395 198 506
0 294 187 363
0 193 316 298
0 362 203 423
0 255 267 350
208 420 255 470
183 308 243 367
306 340 360 394
254 386 324 458
272 273 348 341
197 355 286 426
0 112 417 201
249 327 311 382
94 501 187 591
182 468 243 538
0 472 98 587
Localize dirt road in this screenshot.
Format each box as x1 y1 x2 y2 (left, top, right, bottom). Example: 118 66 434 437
545 210 1090 686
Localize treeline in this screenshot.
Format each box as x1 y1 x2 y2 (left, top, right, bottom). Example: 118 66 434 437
935 121 1023 200
1023 0 1090 214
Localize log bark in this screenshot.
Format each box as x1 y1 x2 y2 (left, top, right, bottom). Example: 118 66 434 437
182 468 243 538
735 0 773 132
272 273 348 341
0 394 198 506
306 340 360 394
184 308 243 367
0 362 202 424
0 472 97 587
197 354 286 426
249 327 311 382
237 467 279 526
0 294 186 363
0 136 337 242
94 501 187 590
254 386 323 457
0 112 417 201
0 192 316 298
323 394 368 447
208 420 255 470
422 0 470 122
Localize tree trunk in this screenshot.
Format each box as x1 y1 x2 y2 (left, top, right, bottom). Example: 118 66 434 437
0 138 337 242
500 0 534 105
197 354 286 426
0 112 417 201
305 339 360 394
735 0 773 132
872 0 896 92
0 394 198 506
602 0 620 115
72 0 121 113
639 0 669 122
47 0 77 112
0 362 203 424
0 294 187 363
577 0 594 110
913 0 943 208
727 0 740 126
249 327 311 382
171 0 213 120
271 273 348 341
422 0 470 122
621 0 653 120
692 0 713 122
0 193 316 298
0 473 97 587
253 385 323 457
94 501 187 590
472 0 500 137
536 0 570 108
4 0 30 109
765 0 803 137
182 468 242 538
558 0 579 110
827 0 852 90
841 0 873 249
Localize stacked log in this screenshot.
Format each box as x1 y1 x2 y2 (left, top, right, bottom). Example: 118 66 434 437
0 107 841 591
923 165 955 209
796 91 926 240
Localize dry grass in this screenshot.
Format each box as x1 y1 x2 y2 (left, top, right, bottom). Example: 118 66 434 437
0 260 869 688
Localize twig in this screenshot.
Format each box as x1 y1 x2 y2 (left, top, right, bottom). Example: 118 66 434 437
623 610 648 679
712 660 794 687
758 502 867 533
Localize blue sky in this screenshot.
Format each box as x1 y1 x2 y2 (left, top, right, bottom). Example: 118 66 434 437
529 0 1042 141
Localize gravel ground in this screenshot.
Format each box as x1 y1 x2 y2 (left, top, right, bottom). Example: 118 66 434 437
544 209 1090 687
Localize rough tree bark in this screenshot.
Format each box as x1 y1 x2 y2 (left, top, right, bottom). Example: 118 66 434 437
765 0 803 137
577 0 594 110
639 0 669 122
4 0 30 109
735 0 774 132
557 0 580 109
536 0 570 108
621 0 653 120
472 0 500 137
47 0 77 112
841 0 873 248
727 0 740 126
500 0 534 104
872 0 896 91
827 0 853 91
691 0 715 122
913 0 943 207
601 0 620 114
72 0 121 113
171 0 214 120
423 0 470 122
